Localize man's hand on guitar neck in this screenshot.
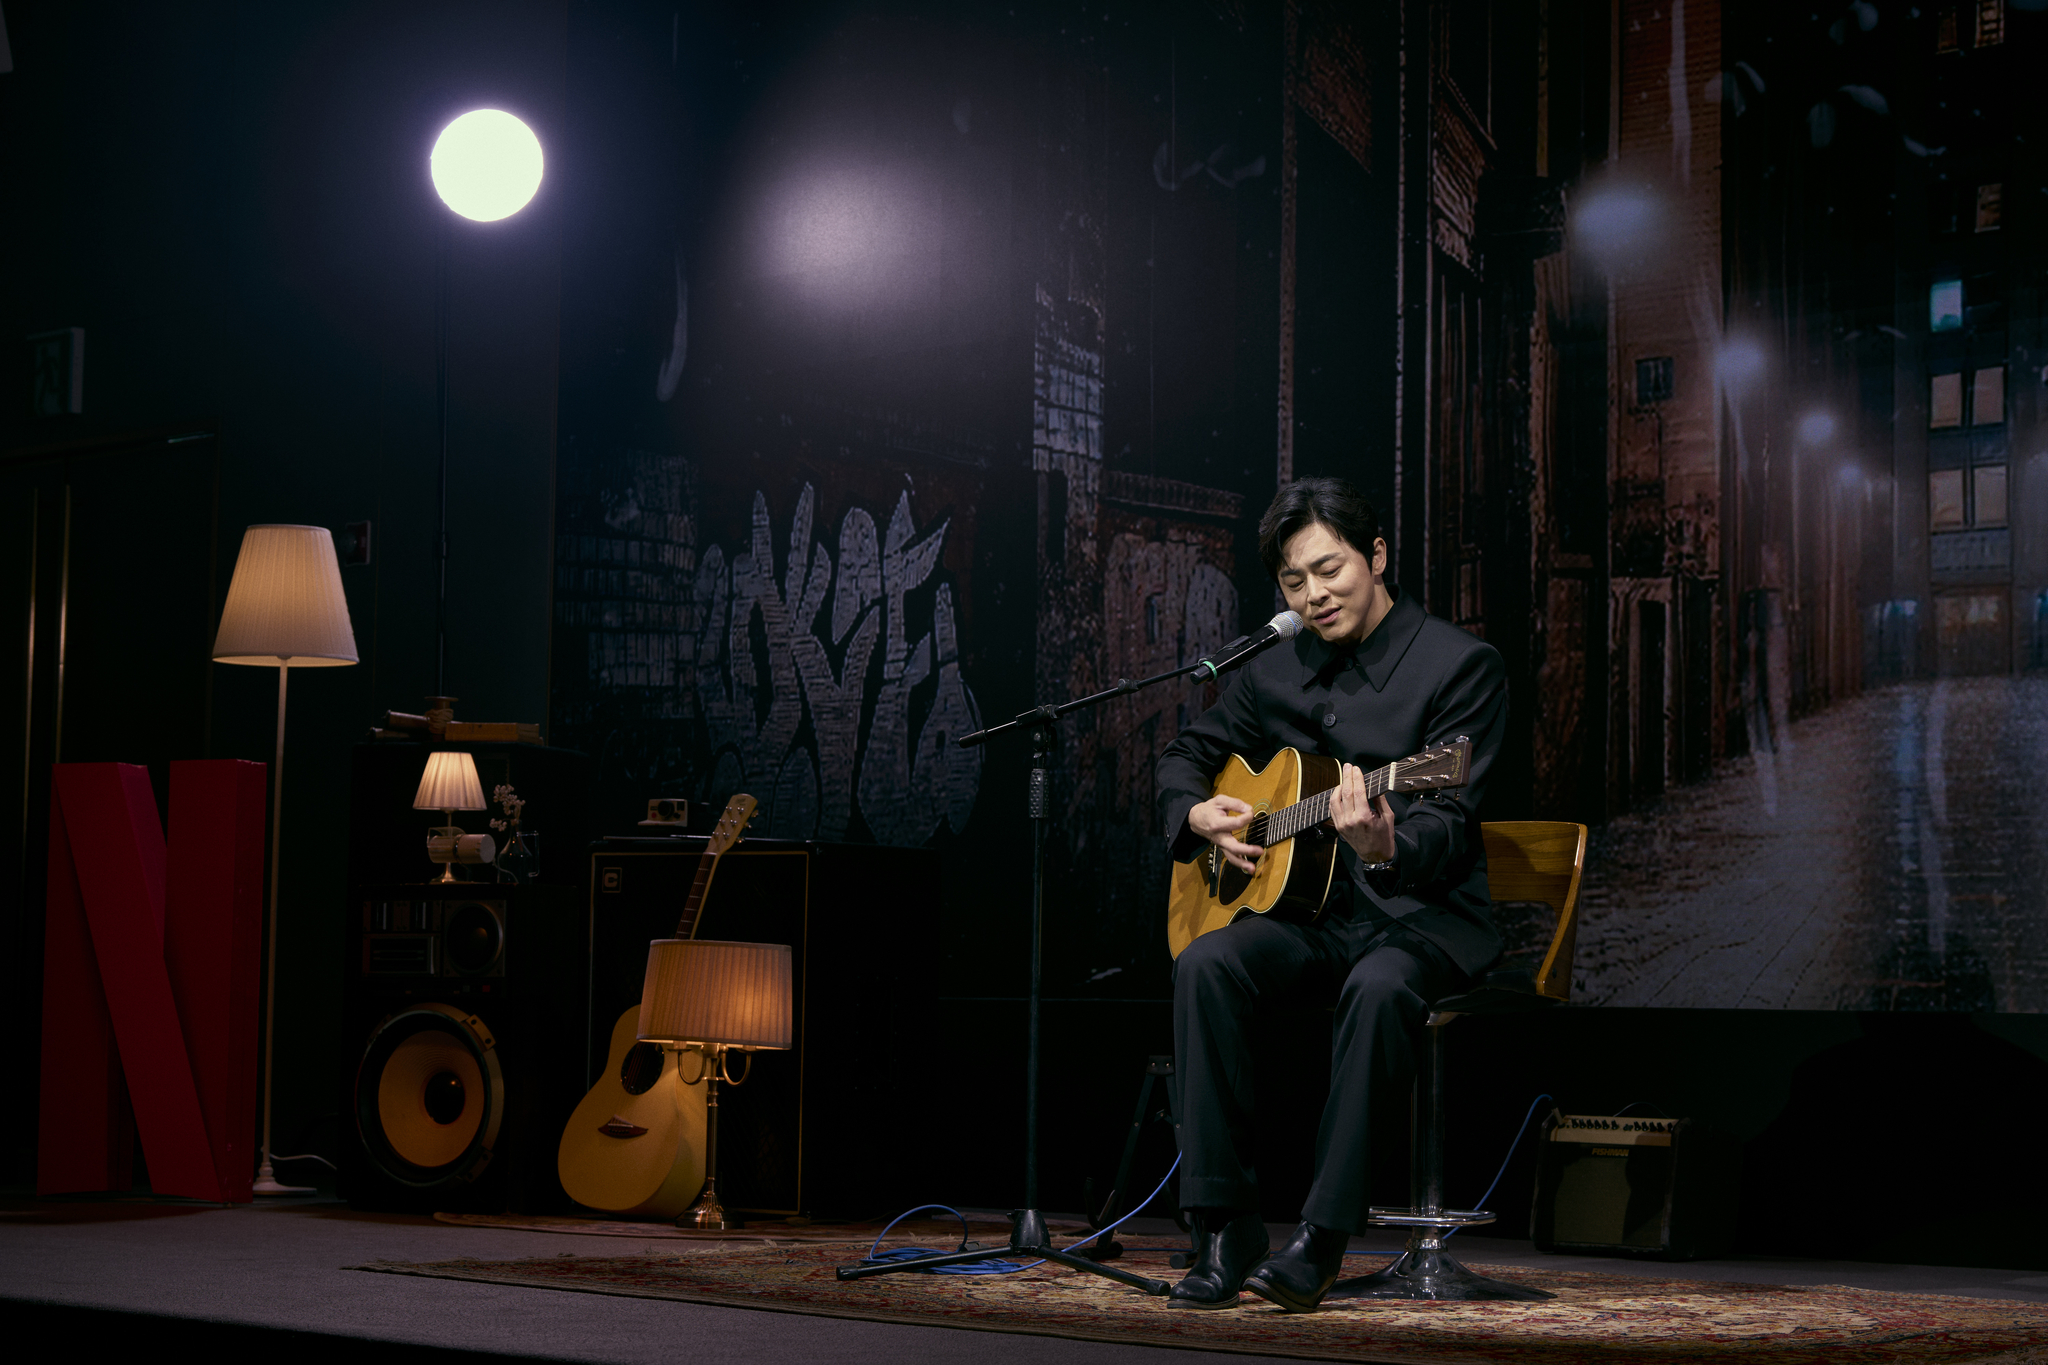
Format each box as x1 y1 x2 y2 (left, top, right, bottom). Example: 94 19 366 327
1188 794 1264 873
1329 763 1397 866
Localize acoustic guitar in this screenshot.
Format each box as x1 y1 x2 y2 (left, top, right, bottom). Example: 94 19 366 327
1166 742 1472 958
556 795 757 1218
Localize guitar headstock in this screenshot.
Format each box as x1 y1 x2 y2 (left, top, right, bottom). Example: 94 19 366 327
705 795 758 856
1391 739 1472 792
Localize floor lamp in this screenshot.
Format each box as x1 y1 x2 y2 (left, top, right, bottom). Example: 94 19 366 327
211 524 359 1195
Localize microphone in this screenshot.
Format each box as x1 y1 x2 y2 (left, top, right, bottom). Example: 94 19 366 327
1187 611 1305 681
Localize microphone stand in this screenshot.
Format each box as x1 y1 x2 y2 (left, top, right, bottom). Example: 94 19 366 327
835 656 1220 1294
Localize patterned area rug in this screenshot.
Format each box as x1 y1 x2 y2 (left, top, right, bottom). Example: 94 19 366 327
355 1245 2048 1363
431 1211 1089 1244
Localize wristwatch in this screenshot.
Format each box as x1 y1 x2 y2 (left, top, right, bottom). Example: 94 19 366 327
1359 856 1395 874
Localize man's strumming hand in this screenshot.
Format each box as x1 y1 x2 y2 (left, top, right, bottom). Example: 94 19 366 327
1188 794 1263 874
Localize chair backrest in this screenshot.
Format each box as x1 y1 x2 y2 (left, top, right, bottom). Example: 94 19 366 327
1480 821 1588 1003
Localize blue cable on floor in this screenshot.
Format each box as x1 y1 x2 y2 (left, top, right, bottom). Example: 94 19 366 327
859 1156 1184 1276
863 1091 1555 1273
1443 1092 1553 1241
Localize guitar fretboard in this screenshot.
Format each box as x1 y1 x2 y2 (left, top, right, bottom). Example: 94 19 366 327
1258 762 1400 846
672 857 719 939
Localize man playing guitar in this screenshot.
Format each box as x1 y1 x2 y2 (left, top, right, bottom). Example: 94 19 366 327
1156 477 1508 1311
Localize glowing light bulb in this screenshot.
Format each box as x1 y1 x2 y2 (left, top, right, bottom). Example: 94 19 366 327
430 110 544 222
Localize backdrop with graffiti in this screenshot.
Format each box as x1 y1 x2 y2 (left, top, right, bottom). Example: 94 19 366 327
553 1 2048 1013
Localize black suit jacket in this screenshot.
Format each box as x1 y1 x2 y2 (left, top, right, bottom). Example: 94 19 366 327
1156 587 1507 976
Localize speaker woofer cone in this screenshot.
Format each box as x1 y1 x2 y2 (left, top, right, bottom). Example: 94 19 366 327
355 1003 505 1187
443 900 506 975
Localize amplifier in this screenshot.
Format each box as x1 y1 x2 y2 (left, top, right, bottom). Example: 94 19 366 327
1530 1111 1738 1260
587 837 940 1220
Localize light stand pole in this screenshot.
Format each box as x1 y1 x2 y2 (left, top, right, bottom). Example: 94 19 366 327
426 107 545 695
434 211 450 696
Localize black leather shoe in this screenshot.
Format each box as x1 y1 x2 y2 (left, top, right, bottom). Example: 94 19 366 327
1242 1221 1350 1312
1167 1209 1270 1308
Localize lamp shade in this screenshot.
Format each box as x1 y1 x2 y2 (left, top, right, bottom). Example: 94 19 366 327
638 940 792 1050
413 751 487 812
211 524 359 665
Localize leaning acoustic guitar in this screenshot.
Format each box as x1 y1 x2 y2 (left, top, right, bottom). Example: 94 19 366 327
1166 742 1472 958
556 795 757 1218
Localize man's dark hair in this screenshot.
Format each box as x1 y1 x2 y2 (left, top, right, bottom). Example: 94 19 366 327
1257 477 1383 579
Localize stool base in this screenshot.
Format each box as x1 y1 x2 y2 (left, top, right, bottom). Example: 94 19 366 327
1331 1219 1554 1302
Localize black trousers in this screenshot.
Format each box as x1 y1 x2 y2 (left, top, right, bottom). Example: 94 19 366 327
1171 913 1467 1233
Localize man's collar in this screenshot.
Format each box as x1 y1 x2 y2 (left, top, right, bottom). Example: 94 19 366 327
1295 585 1427 693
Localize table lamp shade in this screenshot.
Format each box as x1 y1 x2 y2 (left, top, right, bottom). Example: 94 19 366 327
413 751 487 811
212 525 359 665
638 940 792 1050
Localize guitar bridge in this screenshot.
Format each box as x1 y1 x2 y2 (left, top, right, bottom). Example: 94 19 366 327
598 1116 649 1139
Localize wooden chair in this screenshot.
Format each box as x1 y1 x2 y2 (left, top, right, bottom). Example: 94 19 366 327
1326 820 1588 1303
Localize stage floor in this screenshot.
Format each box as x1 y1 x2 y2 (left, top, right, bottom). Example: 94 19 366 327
4 1194 2046 1363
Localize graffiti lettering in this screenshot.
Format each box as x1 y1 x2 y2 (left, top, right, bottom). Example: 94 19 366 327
695 485 981 844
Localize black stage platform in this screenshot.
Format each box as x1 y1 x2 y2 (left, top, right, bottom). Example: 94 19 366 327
5 1194 2048 1363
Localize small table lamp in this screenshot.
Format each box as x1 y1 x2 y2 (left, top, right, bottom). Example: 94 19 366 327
211 524 359 1196
412 750 493 881
637 940 793 1230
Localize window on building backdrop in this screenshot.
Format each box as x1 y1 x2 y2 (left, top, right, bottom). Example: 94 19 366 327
1974 465 2009 527
1977 0 2005 47
1930 279 1963 331
1971 366 2004 425
1635 356 1674 405
1444 0 1491 128
1937 4 1960 52
1931 469 1967 530
1931 372 1964 428
1975 183 2002 232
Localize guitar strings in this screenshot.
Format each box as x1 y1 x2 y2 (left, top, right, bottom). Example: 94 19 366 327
1266 763 1395 845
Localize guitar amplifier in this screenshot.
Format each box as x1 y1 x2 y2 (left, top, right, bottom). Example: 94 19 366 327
1531 1111 1739 1260
587 837 940 1220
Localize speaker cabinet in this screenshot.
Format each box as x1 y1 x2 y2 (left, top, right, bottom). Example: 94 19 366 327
1530 1111 1739 1260
588 838 939 1220
339 882 587 1213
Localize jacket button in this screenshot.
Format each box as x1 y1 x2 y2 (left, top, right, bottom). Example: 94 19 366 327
1323 711 1337 727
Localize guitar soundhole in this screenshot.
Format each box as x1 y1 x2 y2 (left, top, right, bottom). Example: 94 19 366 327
1210 811 1268 904
619 1042 665 1095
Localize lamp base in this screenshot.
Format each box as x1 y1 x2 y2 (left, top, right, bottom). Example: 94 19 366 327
675 1187 741 1231
252 1160 316 1197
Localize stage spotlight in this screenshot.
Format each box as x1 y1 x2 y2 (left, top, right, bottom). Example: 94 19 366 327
430 110 544 222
